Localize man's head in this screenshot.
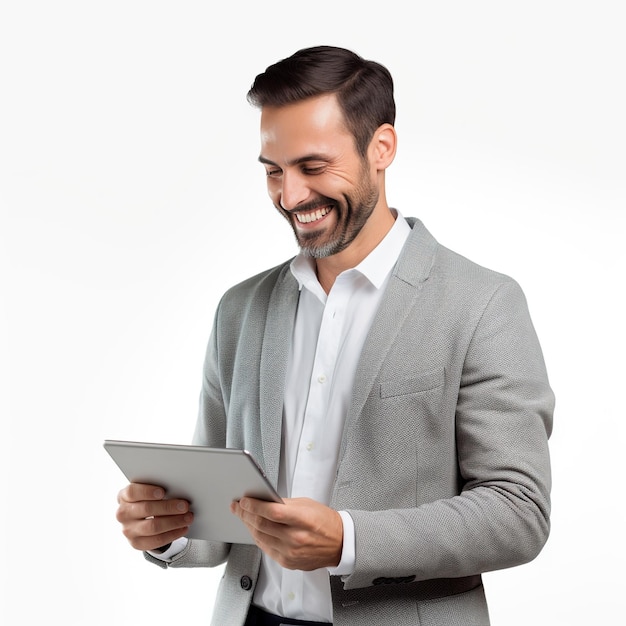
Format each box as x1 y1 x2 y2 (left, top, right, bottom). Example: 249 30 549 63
247 45 395 158
249 46 398 264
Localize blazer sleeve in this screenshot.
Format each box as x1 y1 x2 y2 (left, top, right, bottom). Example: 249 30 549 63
342 279 554 589
158 303 232 570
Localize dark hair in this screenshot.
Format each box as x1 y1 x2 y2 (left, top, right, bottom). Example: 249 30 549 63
247 45 395 157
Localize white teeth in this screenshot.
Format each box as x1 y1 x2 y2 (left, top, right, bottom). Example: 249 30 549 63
295 206 330 224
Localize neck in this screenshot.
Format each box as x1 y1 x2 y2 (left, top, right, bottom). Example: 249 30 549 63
315 205 396 293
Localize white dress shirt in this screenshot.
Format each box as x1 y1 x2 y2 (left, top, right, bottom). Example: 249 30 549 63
252 211 410 621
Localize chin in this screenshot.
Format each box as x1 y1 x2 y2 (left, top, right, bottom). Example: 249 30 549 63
298 237 347 259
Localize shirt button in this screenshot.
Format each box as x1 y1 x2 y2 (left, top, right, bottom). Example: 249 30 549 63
287 591 296 601
306 442 314 451
317 374 326 383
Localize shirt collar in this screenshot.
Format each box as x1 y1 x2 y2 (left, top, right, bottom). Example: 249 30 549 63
290 209 411 291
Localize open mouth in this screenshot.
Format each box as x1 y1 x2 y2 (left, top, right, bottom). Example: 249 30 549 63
294 206 332 224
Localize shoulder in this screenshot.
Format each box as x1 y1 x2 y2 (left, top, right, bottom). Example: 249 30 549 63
403 216 519 286
216 259 297 316
399 217 526 313
435 242 517 289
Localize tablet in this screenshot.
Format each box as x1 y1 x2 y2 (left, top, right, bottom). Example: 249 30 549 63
104 439 283 545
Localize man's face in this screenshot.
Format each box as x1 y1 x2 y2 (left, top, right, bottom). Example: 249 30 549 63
259 94 379 258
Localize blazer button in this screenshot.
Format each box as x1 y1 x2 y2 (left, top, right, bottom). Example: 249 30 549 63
240 575 253 591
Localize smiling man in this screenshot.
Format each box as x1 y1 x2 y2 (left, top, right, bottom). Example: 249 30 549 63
259 92 391 260
115 46 554 626
259 93 395 294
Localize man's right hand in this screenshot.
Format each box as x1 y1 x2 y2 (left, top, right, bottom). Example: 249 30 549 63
116 483 193 551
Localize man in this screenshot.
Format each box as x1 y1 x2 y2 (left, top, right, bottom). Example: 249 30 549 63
116 46 554 626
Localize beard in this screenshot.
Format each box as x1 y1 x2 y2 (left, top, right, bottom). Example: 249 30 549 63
281 170 380 259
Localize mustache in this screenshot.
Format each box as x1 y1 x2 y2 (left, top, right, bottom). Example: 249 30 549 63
283 197 336 214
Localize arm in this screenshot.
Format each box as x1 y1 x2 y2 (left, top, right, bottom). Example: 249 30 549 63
342 279 554 589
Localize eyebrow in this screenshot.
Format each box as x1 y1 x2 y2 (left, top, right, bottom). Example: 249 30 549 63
258 153 330 167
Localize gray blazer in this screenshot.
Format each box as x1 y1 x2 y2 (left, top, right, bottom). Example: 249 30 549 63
149 217 554 626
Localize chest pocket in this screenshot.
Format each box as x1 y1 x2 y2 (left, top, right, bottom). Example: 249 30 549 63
379 367 444 398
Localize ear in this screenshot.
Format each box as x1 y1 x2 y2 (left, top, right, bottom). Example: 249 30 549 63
369 123 397 171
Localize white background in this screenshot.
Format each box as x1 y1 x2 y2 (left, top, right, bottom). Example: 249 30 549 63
1 1 624 624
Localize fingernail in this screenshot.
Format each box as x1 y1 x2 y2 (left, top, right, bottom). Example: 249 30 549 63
176 501 187 512
153 488 164 499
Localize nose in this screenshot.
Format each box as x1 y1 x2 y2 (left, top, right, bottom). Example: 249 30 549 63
279 170 309 211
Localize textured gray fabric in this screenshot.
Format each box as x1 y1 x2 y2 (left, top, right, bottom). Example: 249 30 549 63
160 217 554 626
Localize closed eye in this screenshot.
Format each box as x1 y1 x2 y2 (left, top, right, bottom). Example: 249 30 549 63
301 165 326 175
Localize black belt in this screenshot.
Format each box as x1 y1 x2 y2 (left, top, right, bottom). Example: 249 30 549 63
245 605 332 626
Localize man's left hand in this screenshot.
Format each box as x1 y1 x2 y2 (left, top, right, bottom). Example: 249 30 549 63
230 497 343 571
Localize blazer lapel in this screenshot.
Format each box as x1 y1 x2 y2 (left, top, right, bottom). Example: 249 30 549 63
338 218 438 461
259 265 300 486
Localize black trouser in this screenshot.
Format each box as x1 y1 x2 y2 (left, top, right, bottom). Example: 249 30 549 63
244 604 332 626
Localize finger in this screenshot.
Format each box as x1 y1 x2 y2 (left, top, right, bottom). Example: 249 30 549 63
231 500 287 540
128 529 188 552
123 514 193 551
236 497 288 524
117 482 167 504
129 512 194 540
116 497 191 524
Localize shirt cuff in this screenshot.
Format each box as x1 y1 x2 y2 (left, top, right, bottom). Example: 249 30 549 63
327 510 355 576
146 537 188 562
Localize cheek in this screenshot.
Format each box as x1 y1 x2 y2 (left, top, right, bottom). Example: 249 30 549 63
266 181 280 204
